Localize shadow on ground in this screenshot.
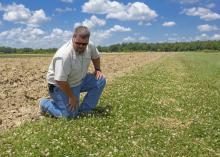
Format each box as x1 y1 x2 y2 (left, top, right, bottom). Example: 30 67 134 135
75 105 113 119
41 105 113 120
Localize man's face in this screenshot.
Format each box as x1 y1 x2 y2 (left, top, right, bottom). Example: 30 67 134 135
72 36 89 54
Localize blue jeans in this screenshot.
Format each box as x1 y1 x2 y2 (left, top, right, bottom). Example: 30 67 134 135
39 73 106 118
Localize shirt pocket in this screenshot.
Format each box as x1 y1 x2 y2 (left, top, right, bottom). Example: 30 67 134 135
71 59 81 73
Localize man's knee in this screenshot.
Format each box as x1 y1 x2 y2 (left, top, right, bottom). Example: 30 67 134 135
39 98 50 107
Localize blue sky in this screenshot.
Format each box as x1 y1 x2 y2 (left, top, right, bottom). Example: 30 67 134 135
0 0 220 48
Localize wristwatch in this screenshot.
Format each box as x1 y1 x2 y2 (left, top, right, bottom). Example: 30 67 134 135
95 68 101 72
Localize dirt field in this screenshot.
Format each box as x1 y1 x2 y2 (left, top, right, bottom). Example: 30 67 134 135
0 52 169 132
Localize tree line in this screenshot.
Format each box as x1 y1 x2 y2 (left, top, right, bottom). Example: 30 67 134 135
0 47 57 54
0 40 219 54
97 40 220 52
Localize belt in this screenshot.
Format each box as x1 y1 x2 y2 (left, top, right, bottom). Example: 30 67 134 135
48 83 55 92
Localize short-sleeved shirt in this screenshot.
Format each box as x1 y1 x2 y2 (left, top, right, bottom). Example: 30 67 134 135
46 40 100 87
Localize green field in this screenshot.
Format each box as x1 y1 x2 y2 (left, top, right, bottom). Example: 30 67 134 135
1 52 220 156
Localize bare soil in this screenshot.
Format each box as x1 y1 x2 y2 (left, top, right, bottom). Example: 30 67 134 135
0 52 169 132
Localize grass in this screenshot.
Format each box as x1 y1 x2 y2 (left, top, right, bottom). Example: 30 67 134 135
1 52 220 156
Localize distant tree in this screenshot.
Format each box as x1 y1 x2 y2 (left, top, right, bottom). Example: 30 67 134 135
1 40 220 54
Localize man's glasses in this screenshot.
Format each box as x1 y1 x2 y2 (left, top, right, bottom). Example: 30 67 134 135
74 41 88 46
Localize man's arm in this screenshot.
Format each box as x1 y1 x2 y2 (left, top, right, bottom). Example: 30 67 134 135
92 57 103 79
55 80 78 111
92 57 100 70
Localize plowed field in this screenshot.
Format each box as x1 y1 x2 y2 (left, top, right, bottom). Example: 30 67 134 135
0 52 168 132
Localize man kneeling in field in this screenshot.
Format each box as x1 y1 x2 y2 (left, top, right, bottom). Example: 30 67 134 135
39 26 106 118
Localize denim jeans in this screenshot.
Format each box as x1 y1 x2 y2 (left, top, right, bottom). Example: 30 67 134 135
39 73 106 118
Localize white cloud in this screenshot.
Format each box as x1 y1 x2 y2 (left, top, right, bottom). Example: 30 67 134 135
56 7 75 13
0 24 130 48
0 27 45 47
194 33 220 41
91 31 112 43
163 33 220 43
0 27 72 48
165 33 178 37
195 33 209 41
138 22 152 26
162 21 176 27
122 36 136 42
107 2 158 21
60 0 73 3
197 24 219 32
82 0 157 21
90 25 131 45
82 0 124 14
168 37 178 42
182 7 220 21
138 36 148 41
122 36 148 43
42 28 72 46
0 3 50 26
74 15 106 29
211 34 220 40
109 25 131 32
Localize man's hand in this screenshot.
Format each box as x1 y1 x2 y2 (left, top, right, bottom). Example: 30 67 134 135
68 96 78 112
94 70 104 80
55 80 78 112
92 57 103 80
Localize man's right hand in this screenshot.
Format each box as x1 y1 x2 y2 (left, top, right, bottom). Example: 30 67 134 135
55 80 79 112
68 96 78 111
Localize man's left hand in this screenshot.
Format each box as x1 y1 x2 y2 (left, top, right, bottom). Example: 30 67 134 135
94 70 104 80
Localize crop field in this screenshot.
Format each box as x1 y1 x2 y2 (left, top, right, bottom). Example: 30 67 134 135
0 52 220 156
0 52 166 131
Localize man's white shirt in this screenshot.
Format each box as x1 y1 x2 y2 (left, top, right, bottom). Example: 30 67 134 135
47 40 100 87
